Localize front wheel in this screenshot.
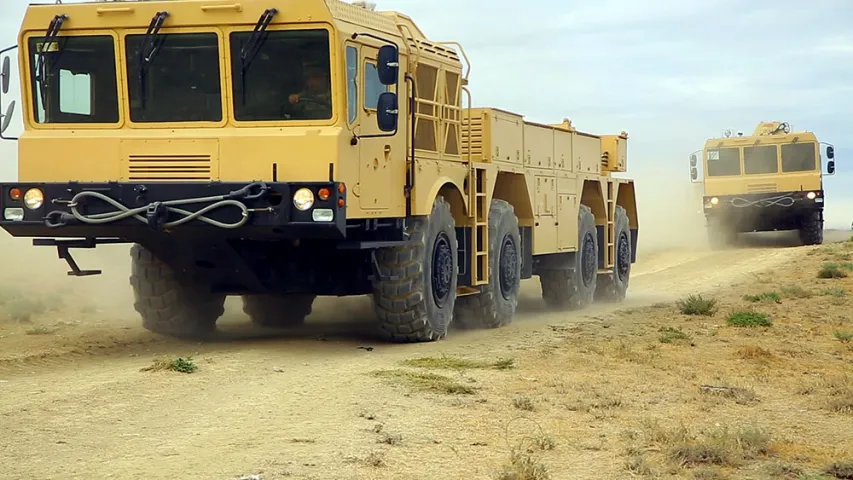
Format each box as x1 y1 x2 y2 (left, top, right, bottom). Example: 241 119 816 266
707 217 737 249
371 195 459 342
129 244 226 338
799 210 824 246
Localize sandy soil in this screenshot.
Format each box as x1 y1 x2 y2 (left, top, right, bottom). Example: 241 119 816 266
0 227 850 480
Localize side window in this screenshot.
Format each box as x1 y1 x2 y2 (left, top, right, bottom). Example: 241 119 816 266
58 69 92 116
346 46 358 124
364 62 386 110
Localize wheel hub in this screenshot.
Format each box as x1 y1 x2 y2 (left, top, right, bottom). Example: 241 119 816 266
581 232 596 287
431 232 454 307
616 231 630 282
499 234 519 299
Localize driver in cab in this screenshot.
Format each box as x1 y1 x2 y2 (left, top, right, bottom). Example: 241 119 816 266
288 63 332 120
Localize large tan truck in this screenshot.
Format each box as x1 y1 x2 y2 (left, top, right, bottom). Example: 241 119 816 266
689 122 835 247
0 0 638 342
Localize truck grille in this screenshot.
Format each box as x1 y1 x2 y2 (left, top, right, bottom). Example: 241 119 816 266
127 154 212 181
747 183 777 194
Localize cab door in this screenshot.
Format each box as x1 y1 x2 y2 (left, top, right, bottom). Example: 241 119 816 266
355 45 392 211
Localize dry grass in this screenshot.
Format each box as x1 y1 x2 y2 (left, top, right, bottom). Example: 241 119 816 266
676 294 718 316
401 355 516 371
140 356 197 374
369 369 477 395
825 460 853 479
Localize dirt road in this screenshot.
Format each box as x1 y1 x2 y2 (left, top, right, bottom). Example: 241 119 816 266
0 231 845 480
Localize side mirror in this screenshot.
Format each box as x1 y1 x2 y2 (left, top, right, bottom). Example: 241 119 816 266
689 154 697 167
827 145 835 159
690 166 698 181
1 56 9 94
376 92 398 132
377 45 399 86
0 100 15 135
828 160 835 175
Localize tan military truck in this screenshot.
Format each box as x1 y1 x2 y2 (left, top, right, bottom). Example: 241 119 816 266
689 122 835 247
0 0 638 342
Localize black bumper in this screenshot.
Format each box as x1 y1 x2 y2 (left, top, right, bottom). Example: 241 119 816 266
703 190 824 213
0 181 348 240
703 190 824 232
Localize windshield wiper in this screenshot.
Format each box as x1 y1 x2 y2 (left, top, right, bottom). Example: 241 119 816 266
137 11 170 108
239 8 278 104
35 14 67 107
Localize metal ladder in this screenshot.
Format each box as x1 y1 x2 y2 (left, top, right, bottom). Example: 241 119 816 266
470 166 489 285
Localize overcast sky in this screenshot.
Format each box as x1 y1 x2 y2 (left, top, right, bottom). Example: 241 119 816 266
0 0 851 227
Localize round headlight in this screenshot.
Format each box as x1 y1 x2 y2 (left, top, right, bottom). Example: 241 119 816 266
293 188 315 211
24 188 44 210
806 191 816 200
710 197 719 205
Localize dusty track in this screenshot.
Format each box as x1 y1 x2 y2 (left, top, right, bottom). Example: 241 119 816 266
0 230 846 480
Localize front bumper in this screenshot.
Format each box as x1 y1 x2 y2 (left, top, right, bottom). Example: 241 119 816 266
0 181 348 240
703 189 824 213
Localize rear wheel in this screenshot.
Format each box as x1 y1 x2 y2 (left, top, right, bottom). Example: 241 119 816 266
799 209 824 245
371 195 458 342
455 199 521 330
595 205 632 302
242 294 316 328
129 244 226 338
539 204 598 309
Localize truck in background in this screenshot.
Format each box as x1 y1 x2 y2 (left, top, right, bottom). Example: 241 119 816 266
689 122 835 248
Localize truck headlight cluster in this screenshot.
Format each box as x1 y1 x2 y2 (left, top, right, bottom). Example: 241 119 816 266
293 188 314 211
23 188 44 209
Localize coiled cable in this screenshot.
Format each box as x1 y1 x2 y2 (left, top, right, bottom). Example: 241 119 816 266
45 182 269 229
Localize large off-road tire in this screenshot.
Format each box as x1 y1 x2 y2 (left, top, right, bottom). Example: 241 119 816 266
594 205 632 302
539 203 598 309
371 195 458 342
798 209 824 246
129 244 226 338
707 217 737 250
241 294 316 328
454 199 521 330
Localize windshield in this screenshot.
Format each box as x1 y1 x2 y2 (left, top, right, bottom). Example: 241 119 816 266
706 147 740 176
28 35 119 124
782 143 817 172
125 32 222 123
743 145 778 175
230 29 332 121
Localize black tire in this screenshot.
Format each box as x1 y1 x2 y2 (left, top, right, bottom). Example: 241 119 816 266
129 244 226 338
455 199 521 330
371 195 458 342
595 205 631 302
539 203 598 309
799 209 824 246
241 294 316 328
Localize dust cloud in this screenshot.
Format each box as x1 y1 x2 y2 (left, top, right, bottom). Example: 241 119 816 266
628 171 709 258
0 234 137 321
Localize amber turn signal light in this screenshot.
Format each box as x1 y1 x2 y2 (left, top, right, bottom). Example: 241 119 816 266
9 188 21 200
318 188 331 201
337 198 345 208
337 183 345 194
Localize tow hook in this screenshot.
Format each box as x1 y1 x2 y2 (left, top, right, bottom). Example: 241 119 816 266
146 201 168 230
